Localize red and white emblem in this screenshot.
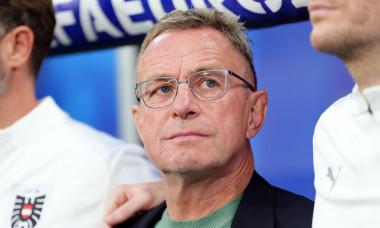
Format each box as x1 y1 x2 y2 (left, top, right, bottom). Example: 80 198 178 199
21 204 33 219
11 187 48 228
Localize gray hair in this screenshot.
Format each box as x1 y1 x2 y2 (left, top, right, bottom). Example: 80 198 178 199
137 8 257 89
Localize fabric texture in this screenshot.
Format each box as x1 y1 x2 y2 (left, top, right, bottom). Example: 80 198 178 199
118 172 314 228
154 194 243 228
313 85 380 228
0 97 161 228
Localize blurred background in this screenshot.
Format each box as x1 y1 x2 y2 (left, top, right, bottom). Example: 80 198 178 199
36 1 354 201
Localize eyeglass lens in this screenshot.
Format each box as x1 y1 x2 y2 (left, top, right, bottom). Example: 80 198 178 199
140 71 227 108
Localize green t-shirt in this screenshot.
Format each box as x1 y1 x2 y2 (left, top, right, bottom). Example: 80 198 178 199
154 194 243 228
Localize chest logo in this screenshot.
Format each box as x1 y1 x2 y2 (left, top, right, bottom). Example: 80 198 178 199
11 187 48 228
327 166 342 193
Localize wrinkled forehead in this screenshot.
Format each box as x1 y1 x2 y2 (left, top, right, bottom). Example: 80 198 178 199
136 28 242 81
146 28 232 58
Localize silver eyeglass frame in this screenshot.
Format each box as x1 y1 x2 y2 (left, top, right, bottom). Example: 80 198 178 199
135 69 255 109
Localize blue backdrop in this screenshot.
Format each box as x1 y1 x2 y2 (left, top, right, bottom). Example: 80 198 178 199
36 20 354 201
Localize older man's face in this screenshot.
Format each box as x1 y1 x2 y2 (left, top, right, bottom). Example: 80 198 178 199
132 27 264 175
308 0 380 59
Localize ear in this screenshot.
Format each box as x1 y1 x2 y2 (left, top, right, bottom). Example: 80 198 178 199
2 26 34 70
246 90 268 139
131 105 144 143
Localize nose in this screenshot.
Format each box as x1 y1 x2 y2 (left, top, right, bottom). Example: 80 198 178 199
171 82 200 119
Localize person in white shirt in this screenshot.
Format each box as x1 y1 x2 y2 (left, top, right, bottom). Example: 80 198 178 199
308 0 380 227
0 1 162 227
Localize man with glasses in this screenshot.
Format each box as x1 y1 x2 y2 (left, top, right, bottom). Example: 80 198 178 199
112 8 313 228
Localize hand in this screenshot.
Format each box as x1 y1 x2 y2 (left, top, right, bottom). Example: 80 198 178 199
102 182 164 228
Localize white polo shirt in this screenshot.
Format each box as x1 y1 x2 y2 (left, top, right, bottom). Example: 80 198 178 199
312 85 380 227
0 97 161 228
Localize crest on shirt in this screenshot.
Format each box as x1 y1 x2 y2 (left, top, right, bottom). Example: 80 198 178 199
11 187 48 228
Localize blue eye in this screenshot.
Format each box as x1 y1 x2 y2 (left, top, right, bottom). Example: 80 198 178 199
159 86 170 93
204 80 216 88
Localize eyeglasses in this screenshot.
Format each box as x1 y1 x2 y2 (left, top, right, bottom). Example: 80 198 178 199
135 69 255 109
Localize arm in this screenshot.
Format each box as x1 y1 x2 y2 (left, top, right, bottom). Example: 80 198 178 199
103 182 164 227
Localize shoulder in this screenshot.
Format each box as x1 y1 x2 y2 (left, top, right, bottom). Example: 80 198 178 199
313 92 356 148
49 110 141 157
254 173 314 217
272 186 314 226
60 117 125 149
59 118 150 173
273 186 314 208
316 92 354 127
234 172 313 228
36 100 146 168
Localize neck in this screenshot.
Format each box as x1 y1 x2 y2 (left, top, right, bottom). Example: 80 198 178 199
162 142 254 221
343 42 380 92
0 71 37 129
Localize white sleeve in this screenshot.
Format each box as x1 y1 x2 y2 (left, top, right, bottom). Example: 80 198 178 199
103 144 161 202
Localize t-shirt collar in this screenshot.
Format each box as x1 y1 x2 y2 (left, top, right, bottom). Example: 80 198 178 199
353 84 380 114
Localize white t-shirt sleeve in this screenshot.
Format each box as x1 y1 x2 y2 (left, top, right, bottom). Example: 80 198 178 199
103 144 161 202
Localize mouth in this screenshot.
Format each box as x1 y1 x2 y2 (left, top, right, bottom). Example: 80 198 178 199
308 3 335 22
167 131 207 140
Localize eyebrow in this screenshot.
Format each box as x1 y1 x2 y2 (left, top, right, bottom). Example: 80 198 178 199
140 72 174 82
139 65 224 82
191 65 223 73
